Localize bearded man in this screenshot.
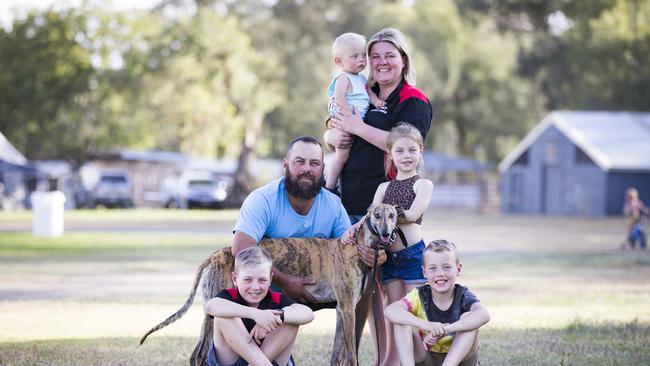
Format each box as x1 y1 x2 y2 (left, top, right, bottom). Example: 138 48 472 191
231 136 351 305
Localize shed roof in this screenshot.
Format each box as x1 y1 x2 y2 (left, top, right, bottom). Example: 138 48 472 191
94 149 189 163
498 111 650 173
0 131 27 166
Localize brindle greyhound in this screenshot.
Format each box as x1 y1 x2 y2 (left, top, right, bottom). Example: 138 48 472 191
140 203 398 366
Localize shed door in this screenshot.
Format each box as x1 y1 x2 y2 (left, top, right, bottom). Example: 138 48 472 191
508 173 524 213
541 164 562 214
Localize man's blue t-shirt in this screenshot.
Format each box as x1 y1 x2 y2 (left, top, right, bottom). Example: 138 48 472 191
234 177 350 241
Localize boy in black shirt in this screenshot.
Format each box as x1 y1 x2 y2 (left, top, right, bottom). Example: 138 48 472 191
204 246 314 366
385 240 490 366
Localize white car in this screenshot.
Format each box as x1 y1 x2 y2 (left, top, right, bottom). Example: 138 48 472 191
161 171 230 209
92 171 134 208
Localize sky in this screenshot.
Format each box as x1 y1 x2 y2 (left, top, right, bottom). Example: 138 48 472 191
0 0 160 26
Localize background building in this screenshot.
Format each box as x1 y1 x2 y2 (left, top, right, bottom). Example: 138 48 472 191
421 151 490 211
499 111 650 216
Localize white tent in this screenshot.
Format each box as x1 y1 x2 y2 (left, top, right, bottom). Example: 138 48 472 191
0 131 28 166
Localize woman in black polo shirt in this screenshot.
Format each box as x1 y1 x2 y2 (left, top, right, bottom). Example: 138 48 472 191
325 27 432 366
326 28 432 221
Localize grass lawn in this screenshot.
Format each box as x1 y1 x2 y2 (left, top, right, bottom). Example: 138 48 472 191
0 209 649 365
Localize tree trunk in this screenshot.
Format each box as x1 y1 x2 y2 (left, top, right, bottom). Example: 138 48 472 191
231 112 264 205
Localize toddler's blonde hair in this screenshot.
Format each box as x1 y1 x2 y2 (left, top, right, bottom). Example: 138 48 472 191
332 32 367 59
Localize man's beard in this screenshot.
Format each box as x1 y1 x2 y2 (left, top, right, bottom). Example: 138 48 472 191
284 169 325 200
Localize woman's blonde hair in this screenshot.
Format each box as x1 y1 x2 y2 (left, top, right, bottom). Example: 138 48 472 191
367 28 416 86
385 122 424 176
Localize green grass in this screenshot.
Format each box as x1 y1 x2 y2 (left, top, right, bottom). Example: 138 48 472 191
0 232 230 256
1 323 648 365
0 208 240 222
481 321 650 365
0 210 649 365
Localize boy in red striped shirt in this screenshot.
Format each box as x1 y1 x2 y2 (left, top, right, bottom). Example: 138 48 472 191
204 246 314 366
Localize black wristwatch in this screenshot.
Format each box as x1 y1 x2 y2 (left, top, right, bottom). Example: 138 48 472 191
279 309 285 322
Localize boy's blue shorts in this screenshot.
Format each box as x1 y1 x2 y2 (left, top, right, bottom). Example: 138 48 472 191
207 338 295 366
381 239 427 284
207 341 248 366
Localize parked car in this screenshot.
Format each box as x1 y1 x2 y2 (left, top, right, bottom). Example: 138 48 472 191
160 171 231 209
74 168 134 208
93 171 134 208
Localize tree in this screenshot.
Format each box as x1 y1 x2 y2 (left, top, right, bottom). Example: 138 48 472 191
0 9 93 160
5 0 645 174
118 8 282 201
0 6 162 162
369 0 537 162
560 0 650 110
466 0 650 111
260 0 376 156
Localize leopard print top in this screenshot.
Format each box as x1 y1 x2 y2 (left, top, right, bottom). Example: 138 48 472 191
382 175 422 224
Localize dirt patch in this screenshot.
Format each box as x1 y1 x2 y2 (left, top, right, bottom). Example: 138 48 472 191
0 211 629 302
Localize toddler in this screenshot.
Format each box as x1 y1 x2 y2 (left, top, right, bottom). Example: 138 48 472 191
325 32 383 194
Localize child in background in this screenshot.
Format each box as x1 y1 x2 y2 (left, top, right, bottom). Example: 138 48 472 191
325 32 384 194
204 246 314 366
385 240 490 366
623 187 648 250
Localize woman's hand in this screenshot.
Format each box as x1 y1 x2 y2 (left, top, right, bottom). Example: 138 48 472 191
330 101 365 136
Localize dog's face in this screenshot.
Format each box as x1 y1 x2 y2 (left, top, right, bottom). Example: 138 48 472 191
366 204 398 249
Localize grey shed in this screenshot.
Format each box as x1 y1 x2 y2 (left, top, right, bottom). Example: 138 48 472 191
499 111 650 216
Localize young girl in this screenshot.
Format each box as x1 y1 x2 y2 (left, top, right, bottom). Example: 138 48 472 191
372 122 433 303
325 32 384 194
342 122 434 362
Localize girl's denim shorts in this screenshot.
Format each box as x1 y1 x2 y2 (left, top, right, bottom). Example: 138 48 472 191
381 239 427 284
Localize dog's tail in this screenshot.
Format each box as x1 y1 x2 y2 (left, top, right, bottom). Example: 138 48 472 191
139 254 213 345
